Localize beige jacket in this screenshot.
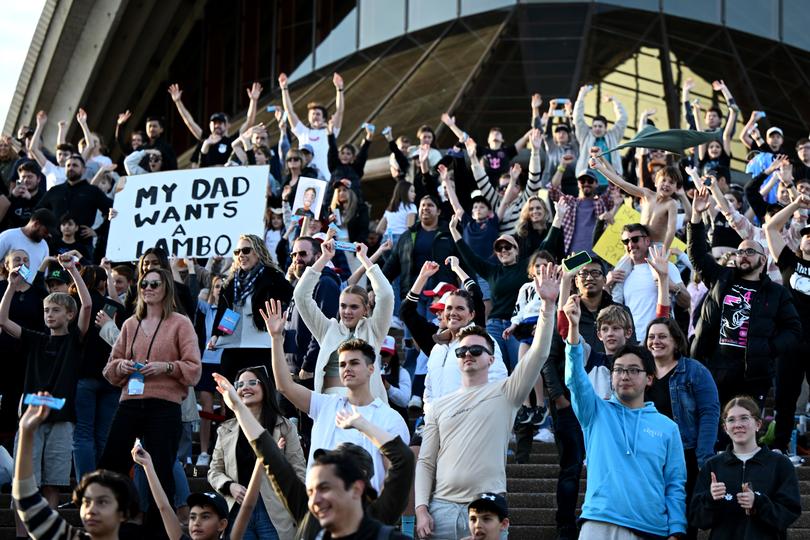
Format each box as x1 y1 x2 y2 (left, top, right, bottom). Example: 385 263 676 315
208 417 306 540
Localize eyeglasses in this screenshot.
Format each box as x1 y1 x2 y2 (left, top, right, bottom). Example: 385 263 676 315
454 345 493 358
494 244 515 253
724 415 755 426
233 246 253 257
611 366 645 377
234 379 260 389
139 279 163 290
287 156 301 162
621 235 648 245
734 248 763 257
577 269 604 279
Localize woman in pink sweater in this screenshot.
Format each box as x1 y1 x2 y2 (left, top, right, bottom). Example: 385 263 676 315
99 267 201 537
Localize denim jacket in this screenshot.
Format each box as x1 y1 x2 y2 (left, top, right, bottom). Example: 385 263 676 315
668 356 720 468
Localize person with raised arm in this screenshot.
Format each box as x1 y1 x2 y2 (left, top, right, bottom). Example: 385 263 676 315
414 263 558 540
572 85 628 183
259 299 409 494
294 240 393 398
278 72 344 177
563 293 687 539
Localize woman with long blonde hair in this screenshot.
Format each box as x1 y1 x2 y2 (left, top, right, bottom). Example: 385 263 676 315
514 196 550 255
208 234 293 381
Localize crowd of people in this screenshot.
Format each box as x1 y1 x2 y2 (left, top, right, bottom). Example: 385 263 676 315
0 70 806 540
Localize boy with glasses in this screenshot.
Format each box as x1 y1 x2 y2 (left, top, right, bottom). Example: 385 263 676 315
562 294 687 540
415 264 558 540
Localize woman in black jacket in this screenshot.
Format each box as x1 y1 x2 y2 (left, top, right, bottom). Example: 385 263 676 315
209 234 294 382
690 396 801 539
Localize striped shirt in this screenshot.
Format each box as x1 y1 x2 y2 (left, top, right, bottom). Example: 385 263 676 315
474 154 543 234
14 476 88 539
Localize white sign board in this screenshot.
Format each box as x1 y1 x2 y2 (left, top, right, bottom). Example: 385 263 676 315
107 165 268 261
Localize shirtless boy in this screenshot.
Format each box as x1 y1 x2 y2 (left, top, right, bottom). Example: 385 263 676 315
590 154 680 250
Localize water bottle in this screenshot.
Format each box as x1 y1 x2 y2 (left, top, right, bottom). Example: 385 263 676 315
790 429 798 456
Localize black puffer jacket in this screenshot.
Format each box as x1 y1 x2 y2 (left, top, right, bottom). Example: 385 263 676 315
690 446 801 539
687 221 801 380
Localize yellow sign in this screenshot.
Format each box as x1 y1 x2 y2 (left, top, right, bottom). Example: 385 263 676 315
592 203 686 266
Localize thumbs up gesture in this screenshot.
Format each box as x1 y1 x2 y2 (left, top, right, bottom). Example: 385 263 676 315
737 482 755 513
709 472 726 501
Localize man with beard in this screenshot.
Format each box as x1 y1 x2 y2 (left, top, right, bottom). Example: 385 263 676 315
168 82 261 167
688 186 801 418
36 155 111 258
5 160 45 229
0 208 54 273
143 116 177 171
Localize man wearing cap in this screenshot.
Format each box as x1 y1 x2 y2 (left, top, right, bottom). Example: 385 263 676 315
278 72 344 178
415 264 557 540
380 335 411 417
543 120 579 195
43 267 70 294
403 261 507 413
465 493 510 540
549 153 621 254
689 188 801 442
299 144 327 180
167 82 261 167
0 208 54 273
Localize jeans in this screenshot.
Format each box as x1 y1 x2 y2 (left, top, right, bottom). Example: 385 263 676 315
243 503 279 540
73 378 120 482
552 405 585 539
487 318 520 372
774 344 810 451
99 399 181 540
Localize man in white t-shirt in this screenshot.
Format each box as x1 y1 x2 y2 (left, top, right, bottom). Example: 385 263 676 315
0 209 55 277
265 300 408 492
28 110 75 190
610 223 690 338
278 72 345 178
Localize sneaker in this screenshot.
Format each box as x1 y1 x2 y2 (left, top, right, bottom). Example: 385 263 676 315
408 395 423 415
532 406 551 429
533 428 555 443
195 452 211 467
515 405 535 425
390 317 404 331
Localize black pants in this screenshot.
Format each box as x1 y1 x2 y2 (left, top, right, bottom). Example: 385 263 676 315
552 405 585 539
221 347 274 383
774 346 810 451
712 368 770 451
98 399 181 540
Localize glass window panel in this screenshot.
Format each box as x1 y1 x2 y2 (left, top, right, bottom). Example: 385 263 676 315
783 0 810 51
409 0 457 31
725 0 778 41
461 0 513 17
315 8 358 69
359 0 405 49
662 0 721 24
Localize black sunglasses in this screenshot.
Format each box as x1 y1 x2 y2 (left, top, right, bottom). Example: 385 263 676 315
621 235 647 245
287 156 301 162
494 244 514 253
233 246 253 257
455 345 493 358
139 279 163 290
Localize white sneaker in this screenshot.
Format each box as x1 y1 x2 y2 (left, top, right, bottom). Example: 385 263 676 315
195 452 211 467
408 396 423 410
390 317 404 331
533 428 555 443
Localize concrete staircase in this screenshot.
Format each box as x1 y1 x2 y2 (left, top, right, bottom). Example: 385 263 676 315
0 441 807 538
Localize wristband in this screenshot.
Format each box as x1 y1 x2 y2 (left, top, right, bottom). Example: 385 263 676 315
557 165 566 173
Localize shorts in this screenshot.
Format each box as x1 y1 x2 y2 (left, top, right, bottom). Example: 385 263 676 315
195 363 218 394
476 276 491 301
429 498 508 539
579 521 645 540
14 421 74 487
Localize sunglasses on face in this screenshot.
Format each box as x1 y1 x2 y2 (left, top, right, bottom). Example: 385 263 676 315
233 246 253 257
621 235 647 245
454 345 493 358
735 247 763 257
287 156 301 162
139 279 163 290
234 379 261 389
494 244 514 253
578 178 597 184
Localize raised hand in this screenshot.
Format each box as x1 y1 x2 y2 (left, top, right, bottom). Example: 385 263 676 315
464 137 477 159
36 110 47 126
130 440 153 468
418 144 430 163
529 128 542 151
683 77 695 92
562 294 581 327
588 155 607 171
260 299 286 337
278 73 288 88
20 392 54 432
76 108 88 124
709 471 726 501
440 112 455 127
117 110 132 125
554 199 569 223
711 80 726 92
692 186 712 214
646 244 670 279
354 242 369 260
320 239 336 261
560 153 575 166
535 262 561 303
95 309 112 329
449 212 461 233
168 83 183 102
531 93 543 109
509 162 522 181
246 82 263 101
332 72 344 90
437 163 450 183
445 256 461 274
213 372 240 412
418 261 440 279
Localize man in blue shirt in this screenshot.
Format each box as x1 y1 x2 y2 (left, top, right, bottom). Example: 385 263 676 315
562 294 686 540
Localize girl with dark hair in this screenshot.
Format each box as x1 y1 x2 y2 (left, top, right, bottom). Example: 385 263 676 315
210 234 294 382
377 180 416 237
208 367 306 540
100 267 201 537
691 396 801 539
123 247 195 318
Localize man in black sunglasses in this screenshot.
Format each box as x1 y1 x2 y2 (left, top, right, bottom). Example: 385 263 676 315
415 264 559 540
688 187 801 450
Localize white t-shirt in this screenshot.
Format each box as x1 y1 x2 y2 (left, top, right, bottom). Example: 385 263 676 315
383 203 417 235
0 228 49 281
41 161 66 191
308 393 410 492
291 122 338 179
623 261 683 339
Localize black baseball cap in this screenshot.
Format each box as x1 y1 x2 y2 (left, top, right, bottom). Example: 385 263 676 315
577 171 599 183
468 492 508 520
187 492 228 519
45 268 70 285
800 226 810 238
209 112 229 123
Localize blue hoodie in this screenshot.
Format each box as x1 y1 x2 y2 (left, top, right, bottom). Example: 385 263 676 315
564 340 687 537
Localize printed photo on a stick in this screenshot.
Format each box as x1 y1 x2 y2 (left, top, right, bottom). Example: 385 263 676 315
291 177 327 220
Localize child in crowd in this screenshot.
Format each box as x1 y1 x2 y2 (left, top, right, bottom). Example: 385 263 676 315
263 207 286 266
50 213 90 263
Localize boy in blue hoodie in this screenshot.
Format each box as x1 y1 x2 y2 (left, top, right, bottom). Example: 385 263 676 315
563 294 687 539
